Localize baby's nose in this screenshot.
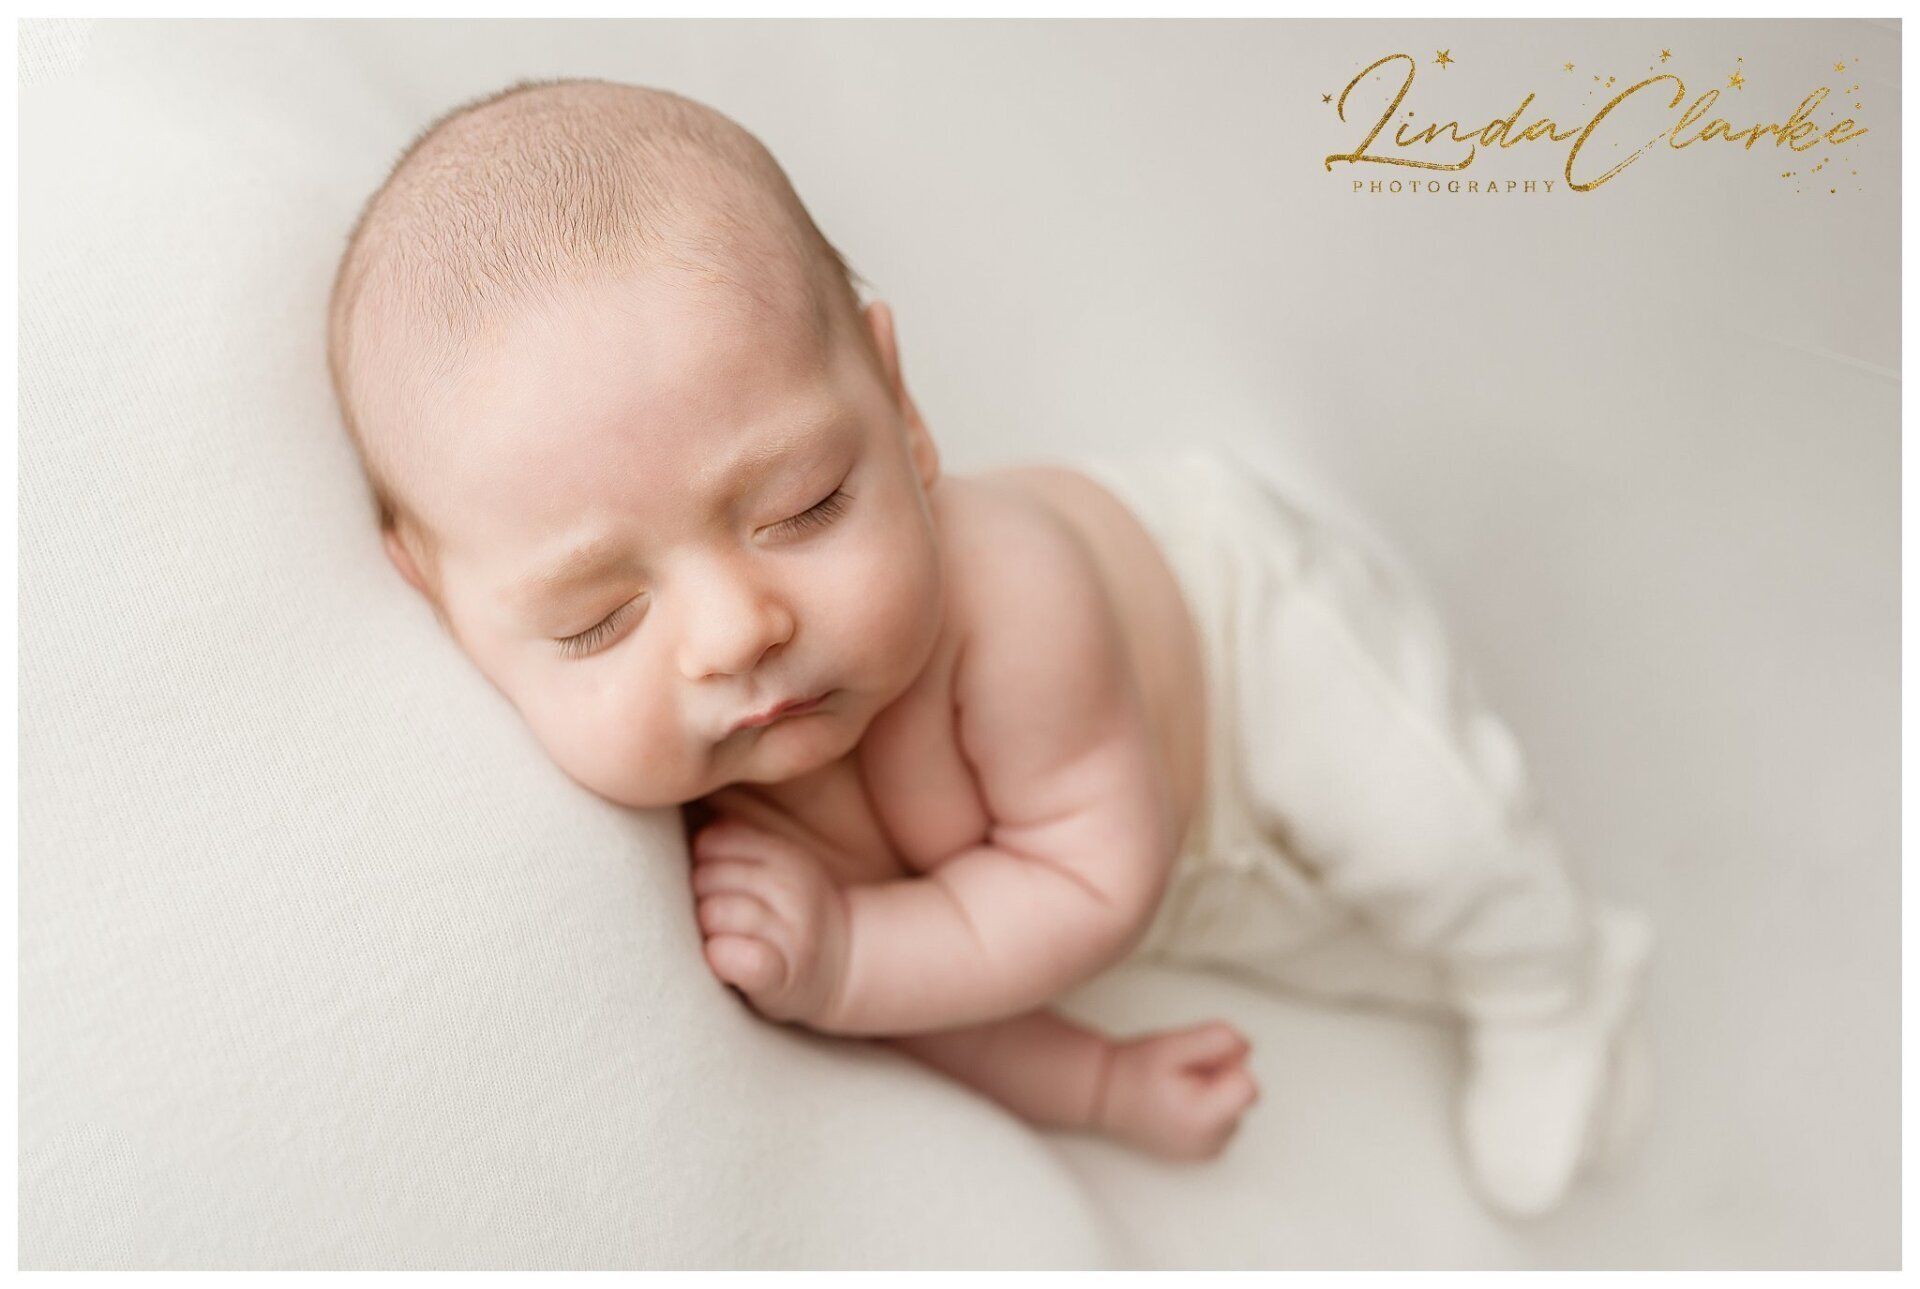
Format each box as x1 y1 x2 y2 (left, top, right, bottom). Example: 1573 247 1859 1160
676 580 795 680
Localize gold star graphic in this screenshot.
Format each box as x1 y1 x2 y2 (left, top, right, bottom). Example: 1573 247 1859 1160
1660 49 1671 62
1435 49 1453 70
1564 62 1575 72
1729 70 1745 90
1322 92 1332 104
1834 60 1847 72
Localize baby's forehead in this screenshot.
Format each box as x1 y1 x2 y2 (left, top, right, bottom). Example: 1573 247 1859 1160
384 254 837 474
408 278 863 537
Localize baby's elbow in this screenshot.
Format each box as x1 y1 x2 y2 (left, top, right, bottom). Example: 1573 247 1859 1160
1079 837 1176 974
1101 863 1171 966
1110 774 1183 940
1013 858 1163 997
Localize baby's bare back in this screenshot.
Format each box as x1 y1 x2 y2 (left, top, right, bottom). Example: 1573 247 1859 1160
701 465 1207 894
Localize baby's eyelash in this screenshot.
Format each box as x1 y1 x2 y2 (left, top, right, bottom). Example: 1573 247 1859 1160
555 596 643 659
775 487 851 536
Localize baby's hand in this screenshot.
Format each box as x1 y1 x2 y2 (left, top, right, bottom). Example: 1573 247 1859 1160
1096 1021 1260 1161
689 817 851 1029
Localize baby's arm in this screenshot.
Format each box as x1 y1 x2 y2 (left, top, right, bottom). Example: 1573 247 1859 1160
826 496 1177 1032
691 490 1175 1034
890 1009 1111 1131
888 1010 1260 1161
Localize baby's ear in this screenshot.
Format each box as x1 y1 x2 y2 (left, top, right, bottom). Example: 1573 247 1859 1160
381 521 457 634
906 412 940 491
862 300 940 489
861 299 901 387
382 524 433 600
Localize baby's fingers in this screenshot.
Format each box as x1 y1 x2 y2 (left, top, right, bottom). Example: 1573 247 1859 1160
703 933 788 998
1160 1021 1254 1073
691 859 769 898
696 891 780 940
1198 1066 1260 1116
692 819 787 864
691 859 806 929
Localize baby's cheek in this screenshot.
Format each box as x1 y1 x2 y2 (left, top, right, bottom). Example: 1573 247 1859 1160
832 525 942 672
607 683 701 798
533 668 698 807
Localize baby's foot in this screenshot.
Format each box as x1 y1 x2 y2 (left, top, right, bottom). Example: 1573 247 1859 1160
1456 903 1656 1220
1094 1020 1260 1160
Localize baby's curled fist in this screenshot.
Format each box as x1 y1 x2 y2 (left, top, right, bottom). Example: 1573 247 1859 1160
689 817 851 1028
1098 1021 1261 1160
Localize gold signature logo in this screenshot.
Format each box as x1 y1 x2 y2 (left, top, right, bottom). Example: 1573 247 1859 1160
1325 51 1869 193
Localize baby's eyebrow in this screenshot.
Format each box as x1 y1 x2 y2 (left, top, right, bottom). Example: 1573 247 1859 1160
508 532 629 612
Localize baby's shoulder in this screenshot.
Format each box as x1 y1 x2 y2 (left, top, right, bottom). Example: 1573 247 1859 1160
928 472 1131 717
928 471 1114 624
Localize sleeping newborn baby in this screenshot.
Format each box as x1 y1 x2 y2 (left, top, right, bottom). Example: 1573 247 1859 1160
326 78 1655 1219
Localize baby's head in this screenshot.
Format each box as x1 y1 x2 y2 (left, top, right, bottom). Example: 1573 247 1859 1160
328 79 945 809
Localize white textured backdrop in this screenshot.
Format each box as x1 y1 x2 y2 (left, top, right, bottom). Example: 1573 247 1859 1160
20 18 1899 1268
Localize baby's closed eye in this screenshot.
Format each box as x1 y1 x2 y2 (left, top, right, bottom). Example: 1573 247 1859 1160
548 486 851 660
556 594 648 658
764 485 850 540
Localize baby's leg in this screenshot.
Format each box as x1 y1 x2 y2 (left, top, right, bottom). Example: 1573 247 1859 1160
887 1010 1259 1160
1233 480 1655 1215
1237 486 1605 1026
